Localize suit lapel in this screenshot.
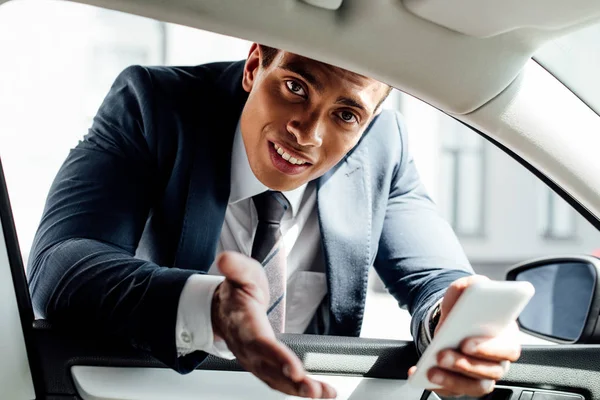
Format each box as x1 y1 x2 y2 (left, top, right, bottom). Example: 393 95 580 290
317 143 372 336
174 61 248 271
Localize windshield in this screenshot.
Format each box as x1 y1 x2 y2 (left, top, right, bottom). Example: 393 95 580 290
534 21 600 115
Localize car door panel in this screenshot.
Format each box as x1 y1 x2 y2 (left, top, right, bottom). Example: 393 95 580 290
22 321 600 400
0 161 36 400
504 346 600 398
29 321 419 397
71 367 424 400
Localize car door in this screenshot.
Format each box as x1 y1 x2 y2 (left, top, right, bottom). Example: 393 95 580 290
2 1 600 400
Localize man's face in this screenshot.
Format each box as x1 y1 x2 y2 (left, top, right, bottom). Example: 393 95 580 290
240 44 389 191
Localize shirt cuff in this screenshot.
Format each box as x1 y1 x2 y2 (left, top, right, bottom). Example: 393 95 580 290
175 274 234 359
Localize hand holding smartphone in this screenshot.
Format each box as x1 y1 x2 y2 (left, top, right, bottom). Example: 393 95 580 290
408 279 535 389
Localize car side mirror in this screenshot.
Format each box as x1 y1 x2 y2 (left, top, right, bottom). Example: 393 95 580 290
506 256 600 344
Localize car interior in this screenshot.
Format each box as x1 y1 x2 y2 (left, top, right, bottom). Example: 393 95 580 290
1 0 600 399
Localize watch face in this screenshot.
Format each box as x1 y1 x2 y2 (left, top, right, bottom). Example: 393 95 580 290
429 304 442 336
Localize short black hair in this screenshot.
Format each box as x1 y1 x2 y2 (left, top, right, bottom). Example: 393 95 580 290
259 44 392 110
376 86 393 111
259 45 279 67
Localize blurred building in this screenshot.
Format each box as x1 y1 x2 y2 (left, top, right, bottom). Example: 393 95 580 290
397 92 600 279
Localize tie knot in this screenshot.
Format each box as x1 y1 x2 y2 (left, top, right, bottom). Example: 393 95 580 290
252 191 289 224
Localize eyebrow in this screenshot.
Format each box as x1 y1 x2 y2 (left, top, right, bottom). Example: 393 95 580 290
336 97 367 113
279 62 325 93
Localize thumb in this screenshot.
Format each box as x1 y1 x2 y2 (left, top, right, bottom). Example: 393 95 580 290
216 251 269 295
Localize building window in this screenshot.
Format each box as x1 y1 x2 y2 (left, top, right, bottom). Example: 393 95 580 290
539 187 577 240
84 13 167 124
439 123 486 237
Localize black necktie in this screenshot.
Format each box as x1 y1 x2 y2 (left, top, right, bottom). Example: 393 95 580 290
251 191 289 332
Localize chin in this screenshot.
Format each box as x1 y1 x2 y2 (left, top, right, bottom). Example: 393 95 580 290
251 154 311 191
260 175 303 192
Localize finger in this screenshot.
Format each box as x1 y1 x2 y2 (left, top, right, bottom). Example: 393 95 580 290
428 367 496 398
216 251 269 302
254 362 308 397
320 380 338 399
217 251 266 285
408 366 417 377
461 336 521 363
410 366 468 397
501 360 511 374
256 363 336 399
297 376 337 399
434 389 463 398
249 337 306 382
437 349 507 381
299 377 323 398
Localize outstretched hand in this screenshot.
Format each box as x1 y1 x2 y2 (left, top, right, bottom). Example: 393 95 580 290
211 251 337 399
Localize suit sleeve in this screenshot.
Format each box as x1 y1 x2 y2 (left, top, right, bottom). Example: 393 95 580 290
373 113 474 350
27 66 207 373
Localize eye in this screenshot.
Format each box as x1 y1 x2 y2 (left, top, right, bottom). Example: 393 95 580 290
338 110 358 124
285 80 307 97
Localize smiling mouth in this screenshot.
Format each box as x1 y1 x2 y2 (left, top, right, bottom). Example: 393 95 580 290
272 142 310 165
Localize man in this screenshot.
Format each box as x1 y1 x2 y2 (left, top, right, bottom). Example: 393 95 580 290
28 43 521 399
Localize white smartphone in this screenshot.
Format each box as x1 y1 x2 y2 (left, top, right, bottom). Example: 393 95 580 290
408 279 535 389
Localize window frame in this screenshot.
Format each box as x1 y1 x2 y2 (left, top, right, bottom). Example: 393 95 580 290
452 112 600 235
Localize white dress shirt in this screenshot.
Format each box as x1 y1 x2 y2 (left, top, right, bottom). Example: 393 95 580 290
175 124 327 358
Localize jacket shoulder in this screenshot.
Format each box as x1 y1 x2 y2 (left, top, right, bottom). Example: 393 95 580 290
363 108 408 161
114 62 235 101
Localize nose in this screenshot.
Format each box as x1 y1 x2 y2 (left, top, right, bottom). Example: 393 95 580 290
286 113 323 148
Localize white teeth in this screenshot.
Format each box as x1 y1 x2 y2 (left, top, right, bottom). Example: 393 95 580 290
272 143 307 165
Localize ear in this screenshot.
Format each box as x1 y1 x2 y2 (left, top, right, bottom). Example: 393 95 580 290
242 43 262 93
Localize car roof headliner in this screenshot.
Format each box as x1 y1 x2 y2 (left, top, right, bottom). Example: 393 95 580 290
3 0 599 115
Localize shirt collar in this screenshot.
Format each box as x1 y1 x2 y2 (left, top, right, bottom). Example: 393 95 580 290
229 122 307 217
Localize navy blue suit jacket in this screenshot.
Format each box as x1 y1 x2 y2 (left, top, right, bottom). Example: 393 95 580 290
27 61 472 373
